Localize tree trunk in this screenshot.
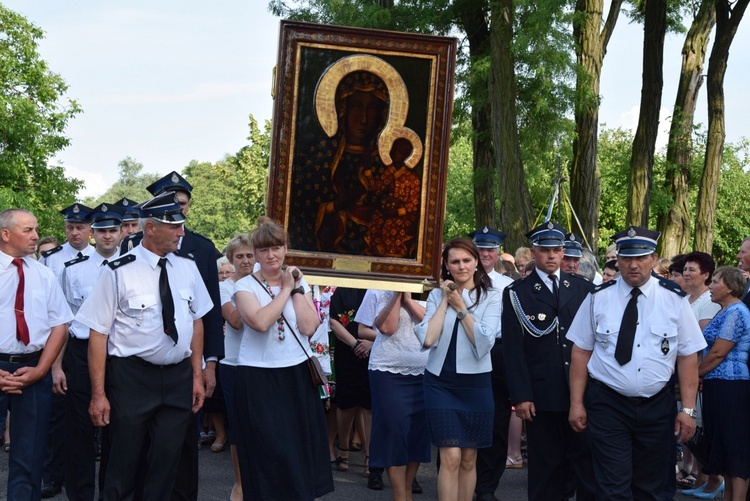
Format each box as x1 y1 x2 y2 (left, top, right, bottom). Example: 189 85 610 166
695 0 750 252
570 0 622 247
457 0 497 229
489 0 533 252
626 0 667 227
656 1 715 258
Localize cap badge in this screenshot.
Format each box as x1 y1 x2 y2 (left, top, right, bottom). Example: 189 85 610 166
570 234 576 241
73 205 80 213
101 205 108 212
628 227 636 237
482 226 489 233
547 221 554 229
123 200 129 206
171 173 179 183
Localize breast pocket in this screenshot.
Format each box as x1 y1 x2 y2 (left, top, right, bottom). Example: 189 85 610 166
127 294 159 327
31 291 51 329
595 322 619 352
650 324 678 355
179 289 196 319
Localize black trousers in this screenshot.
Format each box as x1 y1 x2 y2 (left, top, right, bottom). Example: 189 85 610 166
525 410 595 501
103 356 193 501
63 338 98 501
586 380 673 501
475 342 512 496
43 393 66 486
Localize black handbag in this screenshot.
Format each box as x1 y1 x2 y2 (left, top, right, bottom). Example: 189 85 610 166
684 393 710 464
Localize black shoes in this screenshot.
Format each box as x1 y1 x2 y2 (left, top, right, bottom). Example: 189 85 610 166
412 477 423 494
367 469 384 490
41 481 62 498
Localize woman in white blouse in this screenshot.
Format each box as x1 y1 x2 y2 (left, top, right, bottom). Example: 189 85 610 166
233 219 333 500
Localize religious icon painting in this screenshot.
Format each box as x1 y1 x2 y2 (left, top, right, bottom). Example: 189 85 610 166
267 20 457 291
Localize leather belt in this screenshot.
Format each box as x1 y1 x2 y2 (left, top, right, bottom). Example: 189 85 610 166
0 350 43 363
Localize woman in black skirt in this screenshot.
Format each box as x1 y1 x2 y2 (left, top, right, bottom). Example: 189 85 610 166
233 218 334 500
415 238 501 500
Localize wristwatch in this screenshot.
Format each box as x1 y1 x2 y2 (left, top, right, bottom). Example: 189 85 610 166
680 407 697 418
456 310 469 320
290 286 304 296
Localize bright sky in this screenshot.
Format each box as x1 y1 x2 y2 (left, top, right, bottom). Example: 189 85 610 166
4 1 749 199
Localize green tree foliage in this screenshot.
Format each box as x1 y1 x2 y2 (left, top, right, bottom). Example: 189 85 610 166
443 126 476 240
86 157 159 205
182 115 271 250
0 5 83 239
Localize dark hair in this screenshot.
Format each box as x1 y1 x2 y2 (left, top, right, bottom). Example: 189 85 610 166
668 255 686 275
37 235 61 251
441 237 492 308
603 259 619 272
683 251 716 286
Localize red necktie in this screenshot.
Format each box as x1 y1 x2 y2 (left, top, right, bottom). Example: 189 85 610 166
11 258 30 345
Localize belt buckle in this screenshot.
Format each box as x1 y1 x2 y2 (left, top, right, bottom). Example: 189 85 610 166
8 354 23 363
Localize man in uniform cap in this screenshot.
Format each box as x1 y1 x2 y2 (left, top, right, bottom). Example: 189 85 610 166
76 192 212 500
0 208 73 499
468 227 517 501
40 204 95 279
502 221 596 501
567 226 705 499
39 203 95 498
58 203 125 500
122 171 223 500
561 233 583 275
113 198 141 240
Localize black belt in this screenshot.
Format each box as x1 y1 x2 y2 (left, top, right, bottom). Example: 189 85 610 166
120 355 188 369
590 377 668 404
0 350 43 363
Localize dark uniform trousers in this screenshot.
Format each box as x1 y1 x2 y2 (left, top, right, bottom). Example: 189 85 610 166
0 357 53 500
63 337 98 501
104 356 193 501
474 342 512 496
43 392 66 488
586 380 674 501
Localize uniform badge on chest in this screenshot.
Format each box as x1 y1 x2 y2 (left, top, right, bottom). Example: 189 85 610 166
538 313 546 321
661 339 669 355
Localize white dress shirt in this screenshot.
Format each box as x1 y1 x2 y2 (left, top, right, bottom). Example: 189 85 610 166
75 245 213 365
219 278 242 367
566 276 707 397
0 251 73 353
488 269 513 338
62 251 119 339
41 242 94 279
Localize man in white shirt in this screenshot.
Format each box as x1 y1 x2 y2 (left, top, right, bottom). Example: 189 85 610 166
76 192 213 500
567 226 706 499
0 208 73 499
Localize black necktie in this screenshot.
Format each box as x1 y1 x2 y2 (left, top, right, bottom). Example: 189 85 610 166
549 274 559 301
615 287 641 365
158 258 178 344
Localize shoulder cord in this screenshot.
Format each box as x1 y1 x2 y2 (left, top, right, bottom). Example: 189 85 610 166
509 289 558 338
250 274 314 362
589 292 597 334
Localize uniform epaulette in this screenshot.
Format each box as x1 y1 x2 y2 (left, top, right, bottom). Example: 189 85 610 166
187 229 213 245
107 254 136 269
507 277 522 290
175 250 196 261
64 255 89 267
658 277 687 297
568 272 590 282
592 280 617 294
42 245 63 258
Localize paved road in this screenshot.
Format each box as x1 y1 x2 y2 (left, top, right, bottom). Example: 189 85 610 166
0 444 531 500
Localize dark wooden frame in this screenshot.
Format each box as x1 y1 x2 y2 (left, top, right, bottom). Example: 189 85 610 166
267 20 456 289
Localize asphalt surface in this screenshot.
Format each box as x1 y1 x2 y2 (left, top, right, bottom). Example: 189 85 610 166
0 443 532 500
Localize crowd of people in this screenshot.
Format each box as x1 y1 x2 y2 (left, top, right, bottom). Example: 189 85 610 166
1 169 749 501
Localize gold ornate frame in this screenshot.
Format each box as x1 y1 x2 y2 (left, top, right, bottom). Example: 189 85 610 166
267 20 457 291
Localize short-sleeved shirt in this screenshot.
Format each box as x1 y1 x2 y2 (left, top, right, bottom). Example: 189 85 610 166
233 276 312 368
219 278 242 366
41 242 95 279
702 302 750 381
567 276 707 398
0 251 73 353
75 245 213 365
690 289 721 324
354 290 428 376
62 251 119 339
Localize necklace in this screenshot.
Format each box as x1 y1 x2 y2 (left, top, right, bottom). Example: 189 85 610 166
261 276 285 341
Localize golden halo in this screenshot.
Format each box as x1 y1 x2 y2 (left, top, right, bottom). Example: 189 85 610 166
314 54 423 168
